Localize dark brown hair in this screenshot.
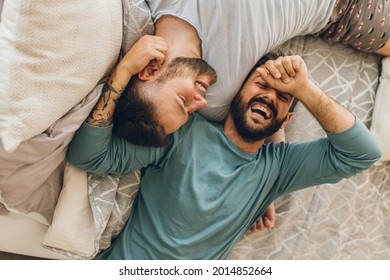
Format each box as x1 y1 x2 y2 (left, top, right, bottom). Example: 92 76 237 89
113 76 167 147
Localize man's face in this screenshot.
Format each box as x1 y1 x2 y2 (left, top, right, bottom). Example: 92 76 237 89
230 71 294 142
145 57 217 134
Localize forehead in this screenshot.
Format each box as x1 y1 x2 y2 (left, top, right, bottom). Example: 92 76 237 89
244 74 294 97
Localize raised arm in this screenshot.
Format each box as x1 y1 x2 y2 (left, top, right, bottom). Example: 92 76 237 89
67 36 168 174
88 35 168 127
257 55 381 193
257 55 355 133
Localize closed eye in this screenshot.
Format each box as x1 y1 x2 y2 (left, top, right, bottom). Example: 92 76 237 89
256 82 269 89
278 92 292 102
179 96 187 105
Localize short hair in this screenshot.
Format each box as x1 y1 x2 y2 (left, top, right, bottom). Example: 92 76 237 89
241 50 299 112
113 76 167 147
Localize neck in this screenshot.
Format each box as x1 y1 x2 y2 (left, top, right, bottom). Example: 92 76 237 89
223 116 265 154
155 15 202 61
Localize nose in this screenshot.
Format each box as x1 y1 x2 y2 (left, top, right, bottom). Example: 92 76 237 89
187 93 208 113
263 88 278 103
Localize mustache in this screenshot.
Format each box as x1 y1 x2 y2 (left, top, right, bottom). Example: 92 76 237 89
248 97 277 118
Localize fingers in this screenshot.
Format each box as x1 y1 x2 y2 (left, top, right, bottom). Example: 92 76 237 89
264 202 276 228
121 35 168 76
291 55 303 72
249 219 265 232
151 37 169 64
263 216 274 229
262 55 303 83
248 217 273 233
139 35 168 65
248 203 276 233
151 49 166 66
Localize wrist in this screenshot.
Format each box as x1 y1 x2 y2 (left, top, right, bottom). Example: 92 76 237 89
291 80 318 101
109 64 135 93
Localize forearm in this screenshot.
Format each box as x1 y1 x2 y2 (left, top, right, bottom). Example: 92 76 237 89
87 64 132 127
296 80 355 133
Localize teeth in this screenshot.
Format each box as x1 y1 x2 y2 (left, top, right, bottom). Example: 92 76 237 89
196 82 206 92
251 104 271 119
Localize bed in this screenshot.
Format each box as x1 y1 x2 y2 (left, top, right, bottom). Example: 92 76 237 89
1 0 389 260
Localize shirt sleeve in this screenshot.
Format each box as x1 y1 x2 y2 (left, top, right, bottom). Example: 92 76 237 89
274 118 382 195
67 122 167 174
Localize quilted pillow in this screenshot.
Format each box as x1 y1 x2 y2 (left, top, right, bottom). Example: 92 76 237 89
0 0 122 152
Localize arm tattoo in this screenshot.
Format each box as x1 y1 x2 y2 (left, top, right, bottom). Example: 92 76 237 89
87 82 124 127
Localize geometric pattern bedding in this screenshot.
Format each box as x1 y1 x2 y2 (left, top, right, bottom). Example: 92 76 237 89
229 163 390 259
88 170 141 252
81 35 390 259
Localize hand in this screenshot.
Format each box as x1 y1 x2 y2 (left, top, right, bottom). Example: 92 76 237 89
109 35 168 92
256 55 310 98
118 35 168 77
249 203 275 232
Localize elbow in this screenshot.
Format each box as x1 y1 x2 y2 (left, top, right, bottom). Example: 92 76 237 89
66 150 87 171
368 145 383 166
67 148 113 175
66 144 95 172
357 138 383 169
352 148 382 172
366 139 383 166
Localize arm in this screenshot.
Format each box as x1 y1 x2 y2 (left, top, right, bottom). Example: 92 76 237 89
87 35 168 127
258 56 381 192
257 55 355 133
67 36 168 174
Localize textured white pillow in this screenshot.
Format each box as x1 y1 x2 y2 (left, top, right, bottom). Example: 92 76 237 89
370 57 390 162
42 163 96 259
0 0 122 152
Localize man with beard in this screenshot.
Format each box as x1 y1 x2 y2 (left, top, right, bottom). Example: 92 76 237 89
67 53 381 259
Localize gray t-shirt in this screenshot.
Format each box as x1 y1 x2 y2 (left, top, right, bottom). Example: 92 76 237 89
146 0 336 121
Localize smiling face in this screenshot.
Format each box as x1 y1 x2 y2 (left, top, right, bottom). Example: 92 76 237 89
229 71 295 142
143 57 217 134
152 75 212 134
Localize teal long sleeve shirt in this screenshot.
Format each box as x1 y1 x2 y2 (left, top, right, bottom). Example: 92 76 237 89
67 113 381 259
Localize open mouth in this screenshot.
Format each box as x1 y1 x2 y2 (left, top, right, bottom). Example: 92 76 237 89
195 80 208 93
251 103 272 120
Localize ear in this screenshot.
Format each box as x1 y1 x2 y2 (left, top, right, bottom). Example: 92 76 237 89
138 60 161 81
280 112 294 129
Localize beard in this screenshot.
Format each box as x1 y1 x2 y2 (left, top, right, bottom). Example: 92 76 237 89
230 94 287 142
156 57 217 84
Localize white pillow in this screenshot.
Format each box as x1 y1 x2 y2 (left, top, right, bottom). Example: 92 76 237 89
370 57 390 162
42 163 96 259
0 0 122 152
